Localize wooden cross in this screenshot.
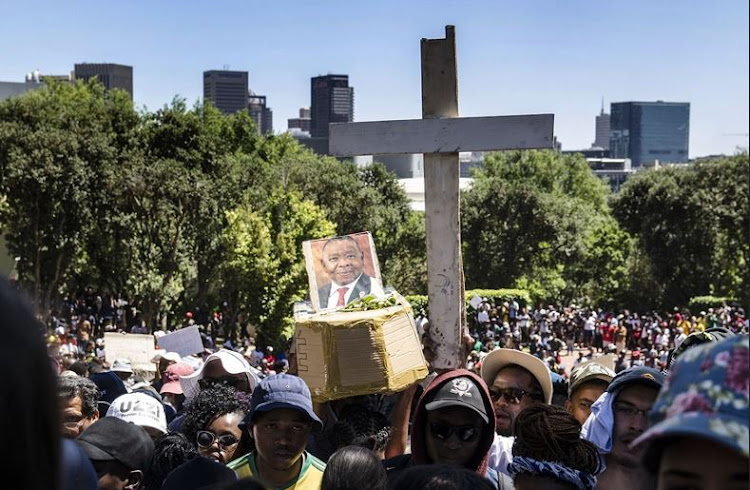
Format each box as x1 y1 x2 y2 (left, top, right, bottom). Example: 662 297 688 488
329 25 554 369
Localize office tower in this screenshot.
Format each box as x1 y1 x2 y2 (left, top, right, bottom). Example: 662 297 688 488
248 93 273 135
610 101 690 167
288 107 311 133
74 63 133 98
203 70 249 115
593 100 610 150
310 75 353 138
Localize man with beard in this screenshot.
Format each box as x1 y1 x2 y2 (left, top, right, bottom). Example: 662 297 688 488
581 366 665 490
480 349 553 478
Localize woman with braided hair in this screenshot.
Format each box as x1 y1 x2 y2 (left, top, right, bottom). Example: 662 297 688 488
508 404 601 490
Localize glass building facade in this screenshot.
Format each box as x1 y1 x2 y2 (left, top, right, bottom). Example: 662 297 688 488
610 101 690 167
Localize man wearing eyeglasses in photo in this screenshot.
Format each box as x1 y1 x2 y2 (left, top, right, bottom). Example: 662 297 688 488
581 366 665 490
479 348 553 480
384 369 503 487
57 374 100 438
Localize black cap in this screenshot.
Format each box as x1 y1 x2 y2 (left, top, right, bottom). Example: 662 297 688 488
606 367 665 394
77 417 154 471
162 456 238 490
425 376 489 423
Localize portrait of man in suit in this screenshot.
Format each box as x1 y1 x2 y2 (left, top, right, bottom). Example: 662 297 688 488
315 235 384 309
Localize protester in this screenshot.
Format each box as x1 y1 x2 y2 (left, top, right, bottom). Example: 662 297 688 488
321 445 387 490
633 335 749 490
159 361 195 414
508 404 601 490
228 373 326 488
581 366 665 490
110 358 136 388
480 348 552 481
564 356 616 425
107 392 169 439
310 402 392 461
57 375 101 438
180 384 250 465
77 416 155 490
179 349 260 401
142 432 198 489
384 370 501 487
0 278 61 490
481 348 553 436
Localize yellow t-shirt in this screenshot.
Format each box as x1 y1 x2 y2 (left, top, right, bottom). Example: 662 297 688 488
228 451 325 490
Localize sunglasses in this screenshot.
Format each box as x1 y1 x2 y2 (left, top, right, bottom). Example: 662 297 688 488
489 387 541 405
196 430 239 449
429 422 480 442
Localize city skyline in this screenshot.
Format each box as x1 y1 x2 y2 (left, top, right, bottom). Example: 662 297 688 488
1 1 748 158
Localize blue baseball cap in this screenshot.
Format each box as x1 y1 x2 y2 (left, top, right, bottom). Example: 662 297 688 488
633 335 749 467
242 374 323 432
606 367 665 395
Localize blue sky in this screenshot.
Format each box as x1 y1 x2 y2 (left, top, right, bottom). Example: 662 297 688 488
2 1 748 157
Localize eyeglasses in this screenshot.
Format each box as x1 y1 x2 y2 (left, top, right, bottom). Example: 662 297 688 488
196 430 239 449
489 387 541 405
429 422 481 442
613 402 650 418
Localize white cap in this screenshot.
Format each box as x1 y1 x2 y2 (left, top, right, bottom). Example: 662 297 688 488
111 359 134 374
106 392 167 436
179 349 259 399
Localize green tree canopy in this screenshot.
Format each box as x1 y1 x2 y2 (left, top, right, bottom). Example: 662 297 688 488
611 153 749 307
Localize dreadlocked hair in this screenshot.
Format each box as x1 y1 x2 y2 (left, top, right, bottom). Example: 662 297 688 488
330 404 392 453
512 403 600 474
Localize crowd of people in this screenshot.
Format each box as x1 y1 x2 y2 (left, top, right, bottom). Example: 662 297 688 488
5 280 748 489
458 298 747 378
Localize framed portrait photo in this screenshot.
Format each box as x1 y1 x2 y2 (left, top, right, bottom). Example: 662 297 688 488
303 231 384 311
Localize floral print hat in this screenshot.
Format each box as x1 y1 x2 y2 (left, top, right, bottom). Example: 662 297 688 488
632 334 749 469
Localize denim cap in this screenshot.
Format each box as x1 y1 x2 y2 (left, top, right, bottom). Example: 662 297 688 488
632 335 749 467
242 373 323 432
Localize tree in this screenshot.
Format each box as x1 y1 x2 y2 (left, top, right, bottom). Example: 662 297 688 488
220 191 335 348
461 150 611 304
0 80 138 312
611 153 749 307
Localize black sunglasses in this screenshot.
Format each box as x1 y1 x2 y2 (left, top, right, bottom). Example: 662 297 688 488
196 430 239 449
429 422 480 442
489 387 541 405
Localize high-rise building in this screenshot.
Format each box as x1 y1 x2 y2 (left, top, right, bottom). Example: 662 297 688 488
74 63 133 98
288 107 311 133
248 93 273 135
593 100 610 150
610 101 690 167
203 70 249 115
310 75 354 138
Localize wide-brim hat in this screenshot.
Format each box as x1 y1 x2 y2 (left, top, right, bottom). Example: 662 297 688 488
480 349 553 404
179 349 259 399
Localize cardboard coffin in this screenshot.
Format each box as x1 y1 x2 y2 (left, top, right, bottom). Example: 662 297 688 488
294 301 429 402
